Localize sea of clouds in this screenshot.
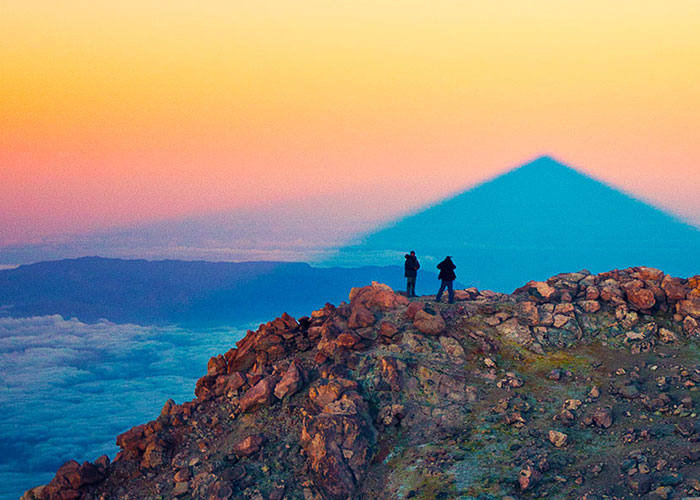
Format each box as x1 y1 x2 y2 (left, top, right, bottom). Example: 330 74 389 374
0 315 247 500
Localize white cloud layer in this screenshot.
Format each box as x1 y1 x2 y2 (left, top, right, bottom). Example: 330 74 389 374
0 315 247 500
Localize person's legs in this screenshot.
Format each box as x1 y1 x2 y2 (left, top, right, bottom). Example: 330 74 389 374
447 281 454 303
436 280 447 302
406 277 416 297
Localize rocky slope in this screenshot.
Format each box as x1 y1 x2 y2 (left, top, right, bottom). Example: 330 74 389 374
22 267 700 500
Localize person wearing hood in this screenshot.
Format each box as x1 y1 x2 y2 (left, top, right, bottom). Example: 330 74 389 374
436 256 456 303
404 251 420 297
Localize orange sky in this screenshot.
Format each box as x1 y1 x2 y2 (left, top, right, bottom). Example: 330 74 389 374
2 1 699 246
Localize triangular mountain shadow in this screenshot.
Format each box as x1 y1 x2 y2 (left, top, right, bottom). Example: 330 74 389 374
329 156 700 292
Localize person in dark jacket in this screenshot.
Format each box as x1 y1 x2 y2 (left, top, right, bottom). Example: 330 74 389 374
404 251 420 297
436 256 456 303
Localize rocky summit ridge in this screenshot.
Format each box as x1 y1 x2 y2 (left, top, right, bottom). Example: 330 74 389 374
22 267 700 500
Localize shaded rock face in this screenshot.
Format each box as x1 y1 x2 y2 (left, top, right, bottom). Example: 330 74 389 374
26 271 700 500
239 377 274 412
274 360 304 400
300 386 376 500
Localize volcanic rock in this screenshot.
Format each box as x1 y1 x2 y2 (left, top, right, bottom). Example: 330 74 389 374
232 434 265 457
239 378 274 412
627 287 656 310
592 407 613 428
27 270 700 500
548 430 568 447
413 309 446 335
274 361 304 400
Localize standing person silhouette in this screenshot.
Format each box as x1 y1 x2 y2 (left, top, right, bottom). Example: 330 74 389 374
404 251 420 297
436 256 456 304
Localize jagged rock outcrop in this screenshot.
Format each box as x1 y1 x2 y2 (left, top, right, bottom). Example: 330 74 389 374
23 268 700 500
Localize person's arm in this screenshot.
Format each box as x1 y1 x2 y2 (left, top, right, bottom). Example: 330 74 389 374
415 260 420 270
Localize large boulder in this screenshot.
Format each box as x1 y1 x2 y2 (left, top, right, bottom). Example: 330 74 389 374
239 378 274 412
626 287 656 310
518 301 540 326
413 309 446 335
274 361 304 400
678 298 700 318
661 275 687 302
300 389 376 500
515 280 555 302
348 304 375 329
349 282 409 312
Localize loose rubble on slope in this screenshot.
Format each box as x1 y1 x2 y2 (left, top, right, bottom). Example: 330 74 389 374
23 268 700 500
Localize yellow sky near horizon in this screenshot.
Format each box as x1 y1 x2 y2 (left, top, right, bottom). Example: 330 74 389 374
2 1 700 244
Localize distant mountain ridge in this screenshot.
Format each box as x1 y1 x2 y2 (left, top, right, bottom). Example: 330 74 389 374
0 257 444 326
332 156 700 291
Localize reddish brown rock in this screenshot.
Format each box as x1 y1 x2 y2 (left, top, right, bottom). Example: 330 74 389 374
413 309 446 335
349 282 409 311
239 378 274 412
678 298 700 318
622 279 644 293
379 321 399 337
336 332 361 348
636 266 664 281
172 482 189 497
548 430 568 447
116 424 147 452
580 300 601 313
225 372 247 393
142 440 165 469
274 361 303 400
592 407 613 428
661 275 687 302
256 333 283 351
684 315 699 334
600 285 623 303
554 302 575 315
194 375 216 400
94 455 110 470
232 434 265 457
518 301 539 326
227 348 256 373
585 286 600 300
515 280 555 302
380 356 402 391
518 465 541 490
207 354 227 376
553 314 570 328
658 327 678 343
348 304 375 329
627 287 656 310
160 398 176 418
300 398 376 500
174 468 191 482
309 379 357 409
45 459 106 495
405 301 425 319
453 289 473 301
